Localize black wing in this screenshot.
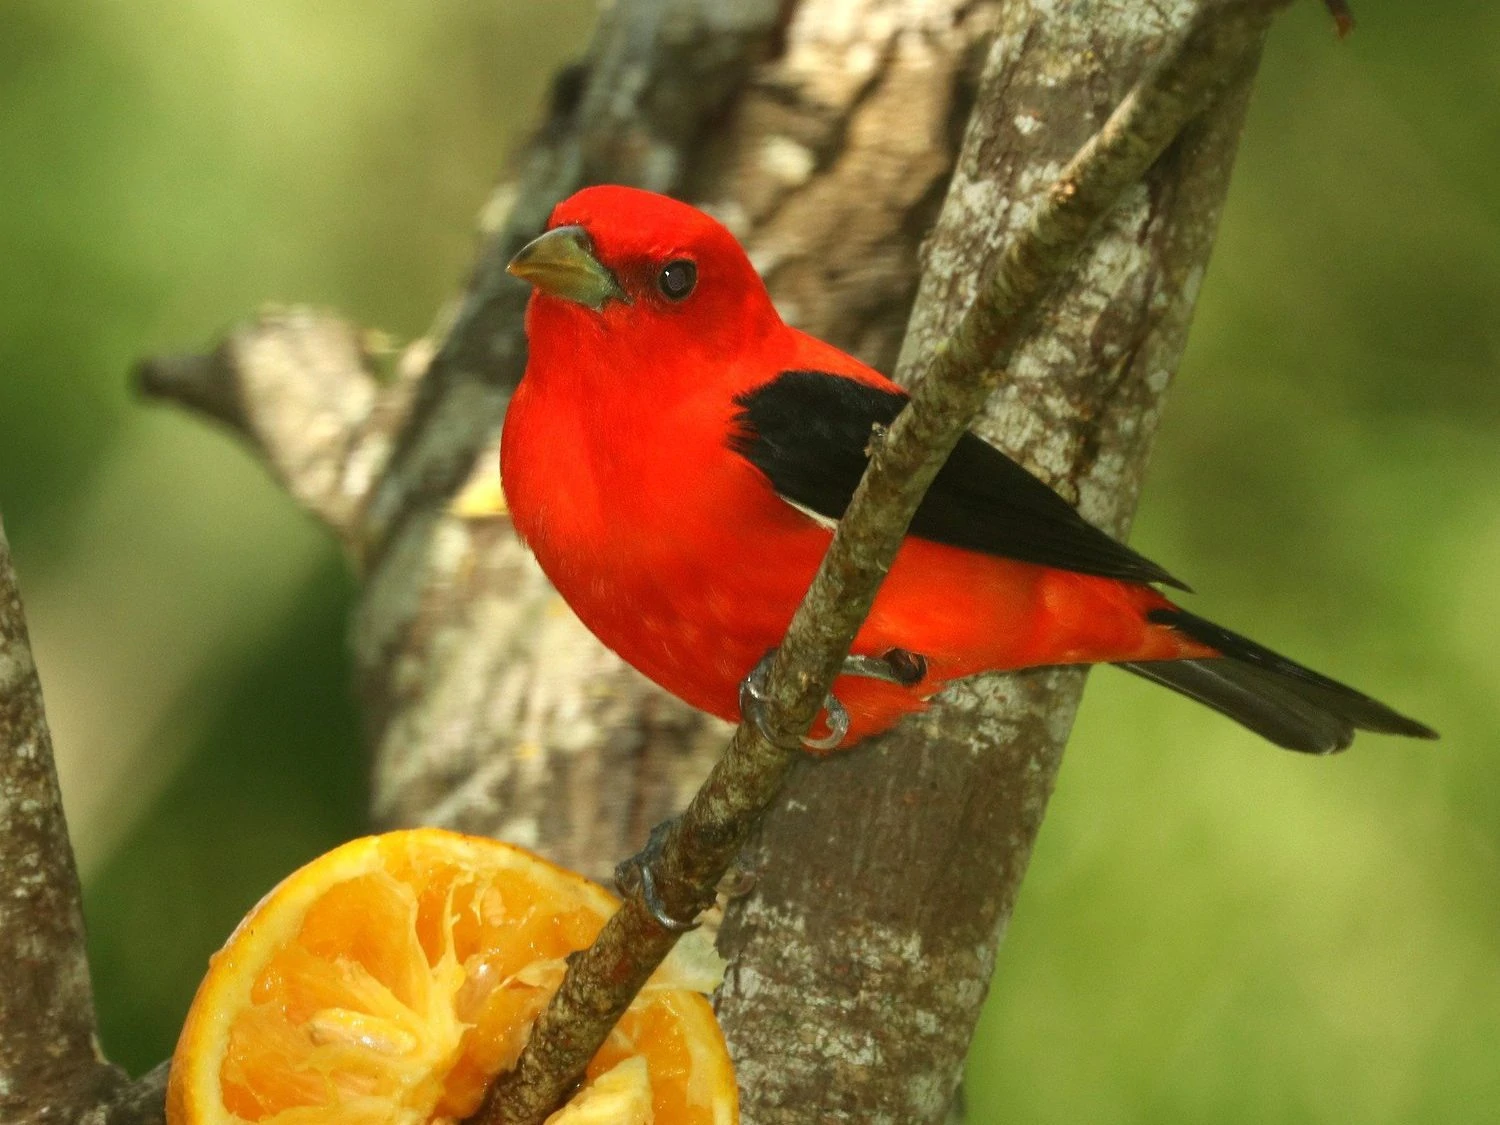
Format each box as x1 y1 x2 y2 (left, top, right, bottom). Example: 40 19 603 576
729 369 1189 590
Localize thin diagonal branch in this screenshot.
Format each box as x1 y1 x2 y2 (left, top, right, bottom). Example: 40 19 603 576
475 2 1292 1121
0 513 127 1120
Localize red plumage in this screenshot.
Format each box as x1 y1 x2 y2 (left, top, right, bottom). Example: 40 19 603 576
500 186 1434 753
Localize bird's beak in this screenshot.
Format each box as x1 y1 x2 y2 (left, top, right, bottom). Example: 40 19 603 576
507 225 627 310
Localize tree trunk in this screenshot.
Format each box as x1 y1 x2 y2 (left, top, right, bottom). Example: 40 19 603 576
712 3 1267 1120
0 515 133 1122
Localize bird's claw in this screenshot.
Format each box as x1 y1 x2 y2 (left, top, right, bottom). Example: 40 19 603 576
615 820 701 933
738 646 927 752
739 650 849 752
639 862 699 933
799 695 850 751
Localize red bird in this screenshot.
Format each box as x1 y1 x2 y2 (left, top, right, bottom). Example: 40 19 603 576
501 185 1435 754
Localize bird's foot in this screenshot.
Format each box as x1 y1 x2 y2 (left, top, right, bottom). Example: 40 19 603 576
738 647 928 753
614 820 702 933
738 650 849 751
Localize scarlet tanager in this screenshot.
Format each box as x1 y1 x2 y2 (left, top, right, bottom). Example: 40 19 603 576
500 185 1436 754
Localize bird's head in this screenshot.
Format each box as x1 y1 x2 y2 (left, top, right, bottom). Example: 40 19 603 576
508 186 781 372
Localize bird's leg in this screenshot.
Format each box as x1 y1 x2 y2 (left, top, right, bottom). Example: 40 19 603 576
738 646 928 752
614 819 704 933
844 647 928 687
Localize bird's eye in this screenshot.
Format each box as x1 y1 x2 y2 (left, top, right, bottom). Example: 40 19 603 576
657 259 697 301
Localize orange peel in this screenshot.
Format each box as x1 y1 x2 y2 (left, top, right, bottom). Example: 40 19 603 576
167 828 736 1125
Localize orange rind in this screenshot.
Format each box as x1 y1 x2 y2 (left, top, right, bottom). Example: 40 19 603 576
167 828 736 1125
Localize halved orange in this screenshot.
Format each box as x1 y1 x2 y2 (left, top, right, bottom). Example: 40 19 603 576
167 828 736 1125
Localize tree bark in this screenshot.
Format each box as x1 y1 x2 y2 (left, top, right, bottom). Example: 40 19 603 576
0 515 132 1123
713 3 1269 1120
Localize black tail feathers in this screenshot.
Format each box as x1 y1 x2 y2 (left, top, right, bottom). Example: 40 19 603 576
1120 608 1438 755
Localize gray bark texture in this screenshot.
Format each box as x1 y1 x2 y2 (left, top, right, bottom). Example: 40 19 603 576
0 516 135 1124
0 0 1293 1121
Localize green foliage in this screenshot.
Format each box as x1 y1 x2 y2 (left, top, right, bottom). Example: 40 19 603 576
1 1 1494 1118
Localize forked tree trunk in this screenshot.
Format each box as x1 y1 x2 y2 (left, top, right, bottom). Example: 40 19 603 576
1 1 1279 1121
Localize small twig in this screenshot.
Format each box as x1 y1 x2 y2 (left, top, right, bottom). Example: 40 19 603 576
1323 0 1355 38
474 1 1291 1121
0 513 128 1119
135 351 248 433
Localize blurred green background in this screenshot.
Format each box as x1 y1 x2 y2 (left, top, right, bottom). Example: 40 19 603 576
2 1 1495 1121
